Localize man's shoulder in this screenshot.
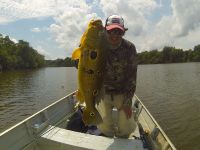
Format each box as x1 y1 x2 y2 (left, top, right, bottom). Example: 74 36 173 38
122 38 134 46
122 39 136 54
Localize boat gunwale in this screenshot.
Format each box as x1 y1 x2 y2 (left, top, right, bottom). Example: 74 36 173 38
135 95 176 149
0 91 75 136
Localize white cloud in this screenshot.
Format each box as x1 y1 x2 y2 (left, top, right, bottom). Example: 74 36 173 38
31 27 41 33
96 0 168 52
0 0 93 24
100 0 159 36
49 5 98 56
35 45 54 60
0 0 56 24
10 37 18 44
136 0 200 51
171 0 200 37
0 0 98 57
0 0 200 58
173 26 200 50
1 34 18 43
0 16 11 24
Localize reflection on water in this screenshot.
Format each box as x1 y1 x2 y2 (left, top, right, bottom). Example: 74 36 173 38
0 67 77 132
0 63 200 149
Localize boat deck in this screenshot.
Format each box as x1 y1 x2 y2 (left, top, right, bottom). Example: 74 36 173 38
36 124 145 150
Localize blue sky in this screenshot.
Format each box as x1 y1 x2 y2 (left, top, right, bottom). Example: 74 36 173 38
0 0 200 60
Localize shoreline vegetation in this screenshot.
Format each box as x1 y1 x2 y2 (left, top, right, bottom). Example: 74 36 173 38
1 34 200 71
0 34 45 71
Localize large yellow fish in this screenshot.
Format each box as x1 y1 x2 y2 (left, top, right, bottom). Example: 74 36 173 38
72 19 107 125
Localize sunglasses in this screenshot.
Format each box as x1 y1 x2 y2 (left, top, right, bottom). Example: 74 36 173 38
107 29 124 36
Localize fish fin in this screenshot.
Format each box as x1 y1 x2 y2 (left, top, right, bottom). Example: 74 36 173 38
72 48 81 60
82 108 103 125
76 90 84 104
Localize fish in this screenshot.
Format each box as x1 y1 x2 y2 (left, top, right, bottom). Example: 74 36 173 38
72 19 107 125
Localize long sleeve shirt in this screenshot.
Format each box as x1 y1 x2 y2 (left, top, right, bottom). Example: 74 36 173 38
104 38 138 104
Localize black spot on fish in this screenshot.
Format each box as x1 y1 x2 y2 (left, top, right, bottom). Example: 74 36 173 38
90 112 95 116
90 51 97 59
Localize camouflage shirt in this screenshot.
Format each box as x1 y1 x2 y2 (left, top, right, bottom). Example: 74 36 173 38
104 38 138 101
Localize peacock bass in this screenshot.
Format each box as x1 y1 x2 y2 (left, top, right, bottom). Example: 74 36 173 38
72 19 107 125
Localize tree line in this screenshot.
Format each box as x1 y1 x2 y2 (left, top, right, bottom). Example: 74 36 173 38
45 57 75 67
0 34 75 70
1 34 200 71
138 45 200 64
0 34 45 71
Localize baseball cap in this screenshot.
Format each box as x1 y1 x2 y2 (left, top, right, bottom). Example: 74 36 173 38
105 15 126 32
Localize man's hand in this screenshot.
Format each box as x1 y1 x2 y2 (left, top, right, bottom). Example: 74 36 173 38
120 105 133 119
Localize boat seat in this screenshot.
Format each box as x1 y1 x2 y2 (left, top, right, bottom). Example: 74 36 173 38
37 126 146 150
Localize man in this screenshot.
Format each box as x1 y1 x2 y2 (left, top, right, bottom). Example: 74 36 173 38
96 15 138 138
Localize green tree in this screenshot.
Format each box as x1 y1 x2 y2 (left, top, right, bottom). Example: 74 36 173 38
161 46 174 63
0 35 45 71
65 57 75 67
193 45 200 61
183 49 193 62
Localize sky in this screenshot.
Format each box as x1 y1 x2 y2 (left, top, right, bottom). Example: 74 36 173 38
0 0 200 60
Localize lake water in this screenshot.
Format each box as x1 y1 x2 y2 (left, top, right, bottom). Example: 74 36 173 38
0 63 200 149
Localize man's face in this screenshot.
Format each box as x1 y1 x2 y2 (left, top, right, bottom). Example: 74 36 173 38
106 29 124 47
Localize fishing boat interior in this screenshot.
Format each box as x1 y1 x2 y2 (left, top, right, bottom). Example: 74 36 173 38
0 92 176 150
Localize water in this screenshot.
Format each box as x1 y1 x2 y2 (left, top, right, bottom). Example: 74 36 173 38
0 63 200 149
136 63 200 150
0 67 77 132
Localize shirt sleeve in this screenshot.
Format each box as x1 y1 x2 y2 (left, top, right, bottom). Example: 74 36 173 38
123 44 138 104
